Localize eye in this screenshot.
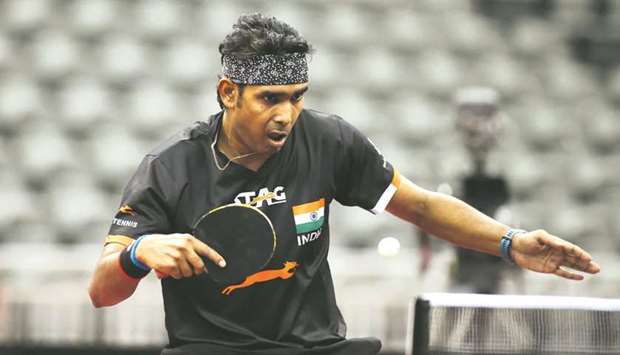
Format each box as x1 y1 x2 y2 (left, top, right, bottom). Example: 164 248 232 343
292 93 304 102
263 94 278 105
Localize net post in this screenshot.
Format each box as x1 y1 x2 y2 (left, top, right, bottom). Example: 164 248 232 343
412 296 430 355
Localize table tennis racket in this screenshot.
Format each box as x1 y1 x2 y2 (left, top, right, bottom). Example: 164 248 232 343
191 203 276 284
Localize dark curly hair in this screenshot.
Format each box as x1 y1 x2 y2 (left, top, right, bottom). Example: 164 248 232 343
216 13 313 109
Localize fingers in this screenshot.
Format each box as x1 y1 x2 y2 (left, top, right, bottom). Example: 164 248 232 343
177 258 194 279
166 235 208 278
540 233 591 261
191 236 227 268
563 253 587 271
535 231 600 274
145 233 211 279
185 248 207 275
585 261 601 274
554 266 584 281
151 235 224 279
561 254 601 274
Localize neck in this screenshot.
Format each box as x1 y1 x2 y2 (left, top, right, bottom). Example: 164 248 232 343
217 111 268 171
219 111 248 156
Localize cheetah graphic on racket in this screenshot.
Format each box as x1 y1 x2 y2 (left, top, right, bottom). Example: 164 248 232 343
221 261 299 295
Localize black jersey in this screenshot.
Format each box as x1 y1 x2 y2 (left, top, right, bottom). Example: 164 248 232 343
106 109 399 355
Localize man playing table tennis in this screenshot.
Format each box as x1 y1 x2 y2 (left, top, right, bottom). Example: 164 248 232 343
88 13 600 355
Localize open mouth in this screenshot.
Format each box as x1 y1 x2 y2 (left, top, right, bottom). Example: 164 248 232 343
267 131 288 144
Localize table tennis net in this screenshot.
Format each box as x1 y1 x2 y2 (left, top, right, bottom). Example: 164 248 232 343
408 293 620 355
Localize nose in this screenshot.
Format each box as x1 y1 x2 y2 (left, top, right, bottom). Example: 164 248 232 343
273 102 294 126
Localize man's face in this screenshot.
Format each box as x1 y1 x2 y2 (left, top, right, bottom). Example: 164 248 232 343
228 82 308 154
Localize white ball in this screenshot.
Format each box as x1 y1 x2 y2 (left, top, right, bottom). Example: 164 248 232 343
377 237 401 257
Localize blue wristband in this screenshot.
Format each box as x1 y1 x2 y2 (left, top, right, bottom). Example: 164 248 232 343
500 229 527 264
129 236 151 271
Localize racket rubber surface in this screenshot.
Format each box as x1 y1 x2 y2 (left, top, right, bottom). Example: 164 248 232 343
192 204 276 284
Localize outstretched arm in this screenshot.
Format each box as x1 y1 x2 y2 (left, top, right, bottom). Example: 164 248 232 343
386 175 600 280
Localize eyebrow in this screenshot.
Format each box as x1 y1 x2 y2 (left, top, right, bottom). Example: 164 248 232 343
293 86 309 96
255 86 309 99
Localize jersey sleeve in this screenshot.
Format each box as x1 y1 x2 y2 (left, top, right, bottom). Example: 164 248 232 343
104 155 179 246
333 118 401 214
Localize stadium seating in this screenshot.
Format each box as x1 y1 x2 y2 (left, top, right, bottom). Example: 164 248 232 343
67 0 118 38
88 128 146 191
0 0 617 261
0 75 42 133
15 119 79 185
57 76 113 135
0 171 39 242
608 67 620 102
0 34 14 72
125 80 182 138
133 0 184 42
29 31 81 82
2 0 52 35
46 169 112 243
162 38 212 88
97 34 149 85
1 2 620 352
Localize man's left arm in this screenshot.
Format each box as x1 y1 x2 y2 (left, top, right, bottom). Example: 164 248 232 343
386 175 601 280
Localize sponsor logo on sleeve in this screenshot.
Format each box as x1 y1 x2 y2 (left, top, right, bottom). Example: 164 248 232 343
114 205 138 228
119 205 136 216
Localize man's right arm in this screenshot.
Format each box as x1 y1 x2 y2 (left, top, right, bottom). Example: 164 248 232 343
88 234 227 308
88 243 140 308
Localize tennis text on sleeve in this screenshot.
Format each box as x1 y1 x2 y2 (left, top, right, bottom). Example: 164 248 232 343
112 205 139 228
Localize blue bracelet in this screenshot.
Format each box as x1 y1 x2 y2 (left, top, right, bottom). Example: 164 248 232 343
129 236 151 271
500 229 527 264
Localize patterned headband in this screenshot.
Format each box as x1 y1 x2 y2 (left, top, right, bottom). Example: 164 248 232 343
222 52 308 85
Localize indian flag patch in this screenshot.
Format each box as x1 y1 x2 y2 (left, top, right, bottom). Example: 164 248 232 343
292 198 325 234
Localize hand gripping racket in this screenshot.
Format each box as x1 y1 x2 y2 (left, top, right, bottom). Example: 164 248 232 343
192 203 276 284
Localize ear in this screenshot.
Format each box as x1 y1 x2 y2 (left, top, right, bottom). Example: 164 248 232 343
217 78 239 110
